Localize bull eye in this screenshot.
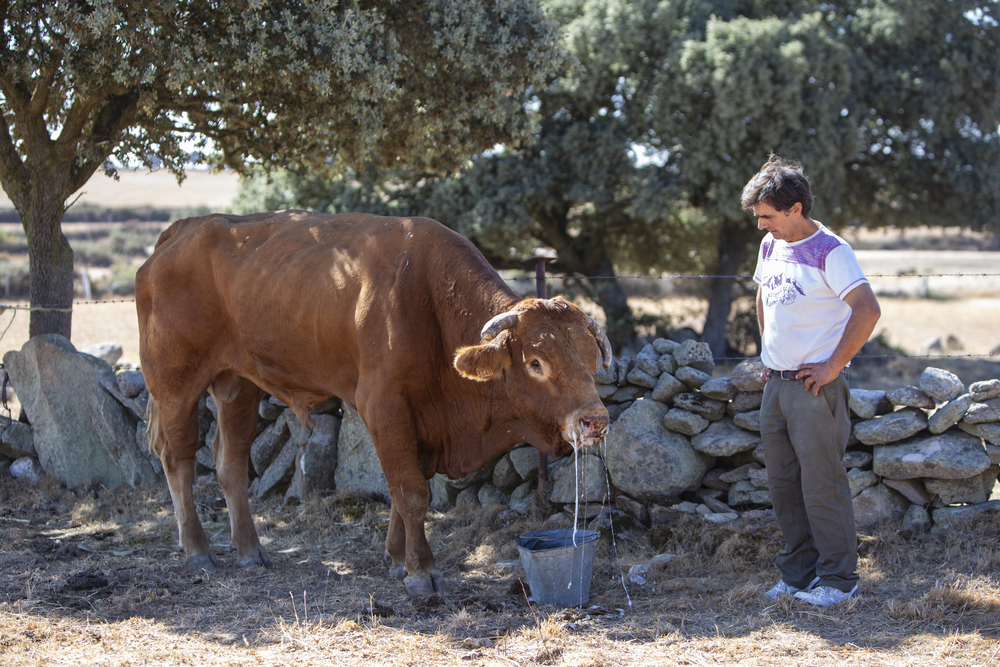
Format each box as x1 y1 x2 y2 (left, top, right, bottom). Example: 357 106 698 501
529 359 543 374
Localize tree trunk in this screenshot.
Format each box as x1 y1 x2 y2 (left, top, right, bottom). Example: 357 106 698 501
22 194 74 339
581 251 634 353
702 217 757 359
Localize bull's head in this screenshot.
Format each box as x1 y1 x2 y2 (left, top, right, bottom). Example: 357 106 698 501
453 297 612 454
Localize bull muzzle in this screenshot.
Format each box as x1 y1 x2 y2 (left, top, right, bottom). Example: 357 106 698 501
565 412 610 449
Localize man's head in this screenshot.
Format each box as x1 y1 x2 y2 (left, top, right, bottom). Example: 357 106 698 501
741 154 814 219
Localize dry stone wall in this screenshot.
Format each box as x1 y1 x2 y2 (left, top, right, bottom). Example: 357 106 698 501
2 334 999 535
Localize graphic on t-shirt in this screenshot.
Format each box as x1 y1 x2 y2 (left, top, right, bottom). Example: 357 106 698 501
761 273 805 307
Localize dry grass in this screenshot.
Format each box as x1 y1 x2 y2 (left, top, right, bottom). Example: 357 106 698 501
2 473 1000 666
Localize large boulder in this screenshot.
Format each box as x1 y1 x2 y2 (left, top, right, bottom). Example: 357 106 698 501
334 405 390 501
873 431 991 480
604 398 714 501
285 413 341 503
3 335 160 488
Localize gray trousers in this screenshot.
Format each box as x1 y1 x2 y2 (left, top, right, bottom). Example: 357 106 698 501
760 374 859 593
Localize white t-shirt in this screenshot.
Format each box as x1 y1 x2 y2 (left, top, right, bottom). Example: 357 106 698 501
752 224 868 371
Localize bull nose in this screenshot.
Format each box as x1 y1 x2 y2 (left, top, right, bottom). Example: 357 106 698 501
580 414 609 438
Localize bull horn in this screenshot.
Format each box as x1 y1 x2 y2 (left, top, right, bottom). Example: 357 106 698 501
586 315 614 369
480 310 520 341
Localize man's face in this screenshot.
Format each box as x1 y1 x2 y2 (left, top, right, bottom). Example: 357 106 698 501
753 202 795 240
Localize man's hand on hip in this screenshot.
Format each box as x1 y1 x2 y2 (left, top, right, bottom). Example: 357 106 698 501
796 361 841 396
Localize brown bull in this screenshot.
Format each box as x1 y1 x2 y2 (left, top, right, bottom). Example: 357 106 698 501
136 211 611 595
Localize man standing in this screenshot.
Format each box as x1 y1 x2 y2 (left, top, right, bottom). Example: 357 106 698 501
743 155 881 607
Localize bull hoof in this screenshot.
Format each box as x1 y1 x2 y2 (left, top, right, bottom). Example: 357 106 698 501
237 548 273 569
404 572 447 597
388 564 407 581
184 553 219 572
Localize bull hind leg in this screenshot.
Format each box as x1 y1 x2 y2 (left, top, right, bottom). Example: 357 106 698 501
150 396 219 571
209 372 270 568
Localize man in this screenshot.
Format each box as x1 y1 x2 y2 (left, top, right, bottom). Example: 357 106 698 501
743 155 881 607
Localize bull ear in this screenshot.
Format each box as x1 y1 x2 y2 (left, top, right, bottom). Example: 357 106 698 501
454 331 511 382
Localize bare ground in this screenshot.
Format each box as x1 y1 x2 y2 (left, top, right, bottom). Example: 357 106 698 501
1 471 999 667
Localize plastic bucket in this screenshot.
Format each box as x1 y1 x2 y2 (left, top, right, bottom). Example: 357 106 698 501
515 528 599 607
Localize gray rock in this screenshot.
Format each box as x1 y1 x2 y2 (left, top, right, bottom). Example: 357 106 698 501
334 405 390 501
650 373 687 403
728 391 763 417
853 484 909 526
492 453 522 489
883 478 931 506
873 431 990 480
928 394 973 434
596 384 619 400
254 439 298 499
626 368 659 389
704 511 740 524
675 366 711 390
593 358 618 385
919 367 965 403
549 453 609 504
752 443 767 465
634 356 662 379
728 480 771 506
657 355 678 375
691 418 762 457
116 371 146 398
673 393 727 422
509 445 542 480
604 399 714 501
924 465 999 506
615 494 649 523
195 444 215 471
700 376 737 401
849 389 887 420
509 481 537 515
731 357 767 392
748 466 769 489
886 386 936 410
455 486 481 508
733 410 760 432
80 341 123 366
958 421 1000 446
609 385 648 403
970 379 1000 402
564 502 607 519
131 389 149 420
616 357 634 385
3 335 159 488
931 500 1000 532
853 408 928 445
663 408 709 436
285 413 340 503
965 402 1000 424
987 443 1000 465
718 463 760 483
674 340 714 374
478 483 510 507
842 450 872 469
901 504 932 532
429 473 452 511
1 419 34 459
847 468 878 497
250 414 292 475
653 338 679 355
259 397 285 421
9 456 44 483
701 468 731 491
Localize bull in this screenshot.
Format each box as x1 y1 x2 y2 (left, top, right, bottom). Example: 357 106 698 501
136 211 611 595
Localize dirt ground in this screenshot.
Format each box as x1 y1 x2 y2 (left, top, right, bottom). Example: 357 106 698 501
1 470 999 667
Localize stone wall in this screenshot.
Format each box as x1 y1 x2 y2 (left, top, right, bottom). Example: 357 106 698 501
3 334 999 534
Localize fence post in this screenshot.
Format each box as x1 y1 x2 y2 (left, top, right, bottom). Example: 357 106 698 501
522 255 556 486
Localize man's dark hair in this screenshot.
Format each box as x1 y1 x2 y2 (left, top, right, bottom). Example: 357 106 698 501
741 154 814 218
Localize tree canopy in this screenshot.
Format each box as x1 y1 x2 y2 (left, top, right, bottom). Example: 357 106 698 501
238 0 1000 356
0 0 566 337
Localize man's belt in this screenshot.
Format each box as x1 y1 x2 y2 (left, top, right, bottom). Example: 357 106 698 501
768 368 848 380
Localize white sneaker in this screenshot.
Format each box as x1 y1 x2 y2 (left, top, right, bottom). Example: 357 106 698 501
794 584 859 606
764 576 820 599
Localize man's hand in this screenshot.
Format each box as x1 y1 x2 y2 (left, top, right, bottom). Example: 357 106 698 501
796 361 841 396
760 367 771 383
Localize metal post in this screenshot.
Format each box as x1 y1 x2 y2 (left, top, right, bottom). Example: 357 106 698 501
523 255 556 485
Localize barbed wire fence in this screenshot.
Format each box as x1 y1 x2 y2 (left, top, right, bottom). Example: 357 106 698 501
0 272 998 362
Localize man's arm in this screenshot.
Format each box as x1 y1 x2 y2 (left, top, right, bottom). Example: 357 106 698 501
798 283 881 395
756 288 771 382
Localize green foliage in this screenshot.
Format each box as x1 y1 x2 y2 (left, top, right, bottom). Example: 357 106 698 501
0 0 568 335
